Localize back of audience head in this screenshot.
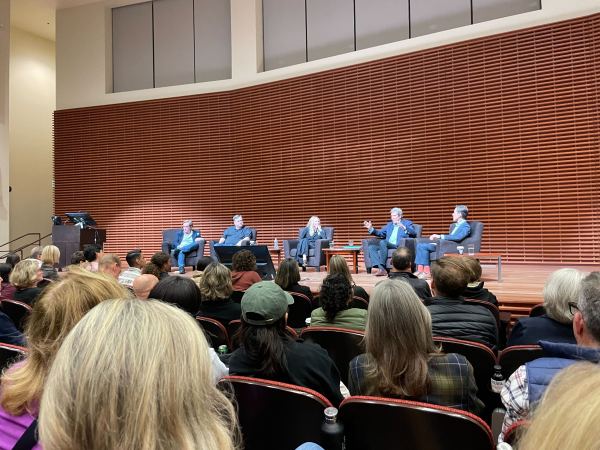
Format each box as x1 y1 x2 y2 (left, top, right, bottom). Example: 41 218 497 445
0 270 130 416
365 279 438 397
199 262 232 301
542 268 585 324
29 246 42 261
9 259 42 289
328 255 353 284
431 257 469 298
577 272 600 344
70 250 86 266
319 273 352 321
149 276 201 316
150 252 171 272
41 245 60 267
0 263 12 283
274 258 301 291
98 254 122 279
39 299 238 450
518 362 600 450
132 274 159 299
83 245 100 262
391 247 412 272
461 256 482 283
231 250 256 272
6 253 21 268
125 249 145 268
195 256 214 272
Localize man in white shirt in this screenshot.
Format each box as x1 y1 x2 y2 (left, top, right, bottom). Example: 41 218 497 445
118 249 146 288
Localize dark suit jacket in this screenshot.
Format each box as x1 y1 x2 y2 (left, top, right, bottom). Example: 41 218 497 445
507 315 576 347
370 219 416 242
388 271 432 299
174 229 202 247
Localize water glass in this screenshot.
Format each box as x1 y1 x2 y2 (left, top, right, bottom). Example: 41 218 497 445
467 244 475 256
329 240 335 249
348 240 354 246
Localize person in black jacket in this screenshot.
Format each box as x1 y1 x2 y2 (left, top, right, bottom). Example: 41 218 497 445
426 257 498 349
462 257 498 306
197 262 241 327
388 247 432 300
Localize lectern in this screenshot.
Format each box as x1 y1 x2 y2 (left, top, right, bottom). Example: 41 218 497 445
52 225 106 268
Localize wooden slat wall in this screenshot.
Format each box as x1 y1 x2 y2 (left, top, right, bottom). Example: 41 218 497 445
54 14 600 264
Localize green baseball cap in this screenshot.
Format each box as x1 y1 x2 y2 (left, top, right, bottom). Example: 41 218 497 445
241 281 294 326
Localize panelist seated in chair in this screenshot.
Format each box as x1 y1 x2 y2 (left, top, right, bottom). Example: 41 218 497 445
363 207 417 277
169 219 203 274
296 216 327 267
217 214 253 246
415 205 471 279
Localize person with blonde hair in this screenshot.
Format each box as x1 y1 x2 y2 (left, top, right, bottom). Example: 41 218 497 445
328 254 369 301
40 245 60 281
296 216 327 267
9 259 43 305
38 299 238 450
517 362 600 450
507 268 585 346
197 262 240 327
0 270 131 449
348 279 482 414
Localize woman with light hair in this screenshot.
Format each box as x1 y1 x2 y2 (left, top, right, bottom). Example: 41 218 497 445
296 216 327 267
518 362 600 450
348 279 482 414
507 268 585 346
39 299 239 450
328 254 369 301
0 270 131 449
40 245 61 281
9 259 43 305
197 262 241 327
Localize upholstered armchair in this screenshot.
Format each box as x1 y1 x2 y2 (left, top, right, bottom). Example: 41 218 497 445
209 227 258 259
415 221 484 261
161 229 206 269
283 227 334 272
362 224 423 273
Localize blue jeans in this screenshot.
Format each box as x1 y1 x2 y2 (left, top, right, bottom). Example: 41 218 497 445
171 242 199 268
415 242 437 267
368 239 397 268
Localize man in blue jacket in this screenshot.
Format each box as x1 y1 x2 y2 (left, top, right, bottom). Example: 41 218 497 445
363 207 416 277
415 204 471 279
170 220 202 274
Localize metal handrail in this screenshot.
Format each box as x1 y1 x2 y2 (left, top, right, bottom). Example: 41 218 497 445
0 232 52 261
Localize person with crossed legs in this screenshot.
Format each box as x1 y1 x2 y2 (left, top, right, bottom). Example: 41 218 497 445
170 219 203 274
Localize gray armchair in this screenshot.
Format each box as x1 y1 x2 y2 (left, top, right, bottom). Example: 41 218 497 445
362 224 423 273
161 229 206 269
415 221 484 261
283 227 334 272
209 227 257 259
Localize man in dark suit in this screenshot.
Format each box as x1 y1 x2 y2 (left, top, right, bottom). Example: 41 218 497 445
388 247 432 300
363 207 416 276
170 219 202 274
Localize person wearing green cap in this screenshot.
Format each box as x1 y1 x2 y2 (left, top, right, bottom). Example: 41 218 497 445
228 281 344 406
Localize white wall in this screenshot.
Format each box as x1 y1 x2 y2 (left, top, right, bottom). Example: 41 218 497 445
0 0 9 247
9 27 55 247
56 0 600 110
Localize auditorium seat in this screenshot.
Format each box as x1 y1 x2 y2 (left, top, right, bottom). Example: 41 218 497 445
0 342 27 371
1 299 32 332
196 316 230 349
497 345 543 380
283 227 334 272
287 291 314 328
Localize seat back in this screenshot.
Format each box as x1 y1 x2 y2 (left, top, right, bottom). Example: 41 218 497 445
503 420 529 446
219 375 332 450
0 343 27 371
461 221 484 251
287 291 314 328
498 345 544 379
349 295 368 310
340 396 494 450
529 303 545 317
196 316 230 349
300 326 365 385
228 319 298 350
1 299 32 332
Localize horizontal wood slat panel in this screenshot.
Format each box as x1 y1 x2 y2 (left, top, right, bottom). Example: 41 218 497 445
54 14 600 264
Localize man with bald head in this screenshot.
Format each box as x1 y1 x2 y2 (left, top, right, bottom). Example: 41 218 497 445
133 274 159 299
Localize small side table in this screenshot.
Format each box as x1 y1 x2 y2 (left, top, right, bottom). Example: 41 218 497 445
322 247 361 274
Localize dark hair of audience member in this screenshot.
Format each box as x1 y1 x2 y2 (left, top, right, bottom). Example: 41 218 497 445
195 256 214 272
391 247 413 271
0 263 12 283
431 257 469 297
240 317 291 377
70 251 86 265
141 263 161 279
125 249 142 267
274 258 301 291
319 273 352 322
231 250 256 272
83 245 99 263
148 276 201 316
5 253 21 268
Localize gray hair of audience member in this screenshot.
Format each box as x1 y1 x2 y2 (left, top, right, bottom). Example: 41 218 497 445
578 272 600 343
543 268 586 324
455 205 469 219
232 214 242 222
6 253 21 268
30 246 43 260
390 207 402 217
70 251 86 265
182 219 193 227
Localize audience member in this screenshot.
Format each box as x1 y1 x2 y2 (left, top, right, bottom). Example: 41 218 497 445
363 207 417 277
228 282 343 406
415 205 471 279
149 276 201 316
83 244 101 272
118 249 145 288
518 363 600 450
499 272 600 441
388 247 432 299
0 263 16 299
0 309 24 346
5 253 21 268
98 254 122 279
311 274 367 331
29 247 42 261
69 250 86 266
348 279 482 414
461 257 498 305
190 255 214 288
275 258 314 304
217 214 252 246
425 257 498 349
328 255 369 301
9 259 43 305
231 250 261 292
197 262 240 327
507 268 584 346
145 252 171 280
296 216 327 268
0 271 130 449
40 245 60 281
169 219 203 274
38 299 238 450
132 274 159 299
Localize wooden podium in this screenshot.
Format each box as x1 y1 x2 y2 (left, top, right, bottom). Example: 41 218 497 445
52 225 106 268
